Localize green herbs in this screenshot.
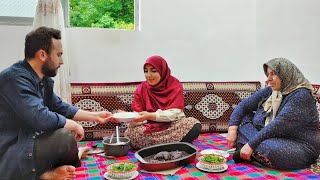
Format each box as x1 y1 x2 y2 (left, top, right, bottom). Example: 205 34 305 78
110 163 136 172
201 154 225 163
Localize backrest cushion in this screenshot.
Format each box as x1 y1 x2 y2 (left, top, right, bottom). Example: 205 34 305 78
71 81 261 140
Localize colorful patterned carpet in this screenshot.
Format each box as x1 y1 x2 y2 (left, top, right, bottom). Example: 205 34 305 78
76 133 319 180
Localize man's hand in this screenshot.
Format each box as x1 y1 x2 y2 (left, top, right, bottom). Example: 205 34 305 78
73 110 117 123
95 111 114 123
64 119 84 141
240 143 253 160
226 126 238 148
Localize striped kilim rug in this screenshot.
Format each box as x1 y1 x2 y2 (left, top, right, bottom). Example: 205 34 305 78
75 133 319 180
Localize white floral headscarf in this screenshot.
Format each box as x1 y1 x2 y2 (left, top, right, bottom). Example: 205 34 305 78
262 57 313 125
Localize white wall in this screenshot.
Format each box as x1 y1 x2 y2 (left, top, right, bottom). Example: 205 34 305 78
0 0 319 84
256 0 320 84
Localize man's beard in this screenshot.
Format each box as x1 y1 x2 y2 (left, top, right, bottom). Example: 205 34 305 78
41 58 59 77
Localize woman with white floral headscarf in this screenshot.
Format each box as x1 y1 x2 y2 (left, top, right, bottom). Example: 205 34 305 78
227 58 320 170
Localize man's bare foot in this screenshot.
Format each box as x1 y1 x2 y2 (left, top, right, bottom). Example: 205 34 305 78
40 165 76 180
78 147 90 160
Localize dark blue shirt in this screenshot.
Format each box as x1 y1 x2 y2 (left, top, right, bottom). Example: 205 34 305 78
229 86 320 153
0 60 79 179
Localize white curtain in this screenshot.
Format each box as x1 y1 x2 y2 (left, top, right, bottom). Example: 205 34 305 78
32 0 72 104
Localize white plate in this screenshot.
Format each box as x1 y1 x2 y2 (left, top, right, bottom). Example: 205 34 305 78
87 148 104 155
103 170 139 180
113 112 139 122
196 162 228 173
200 149 230 158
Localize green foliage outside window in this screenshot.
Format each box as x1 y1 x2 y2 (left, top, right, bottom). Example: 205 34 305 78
69 0 134 30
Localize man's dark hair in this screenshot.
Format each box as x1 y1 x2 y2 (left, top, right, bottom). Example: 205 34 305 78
24 26 61 60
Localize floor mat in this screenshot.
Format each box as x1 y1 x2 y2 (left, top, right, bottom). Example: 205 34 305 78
76 133 319 180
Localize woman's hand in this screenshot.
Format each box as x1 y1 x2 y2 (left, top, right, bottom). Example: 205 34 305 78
133 111 156 122
226 126 238 148
240 143 253 160
112 109 126 114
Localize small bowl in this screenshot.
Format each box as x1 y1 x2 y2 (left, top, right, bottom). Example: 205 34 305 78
102 137 130 157
199 154 227 170
107 162 137 179
113 112 139 122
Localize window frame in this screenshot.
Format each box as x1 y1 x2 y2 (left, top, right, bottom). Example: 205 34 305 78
0 16 33 26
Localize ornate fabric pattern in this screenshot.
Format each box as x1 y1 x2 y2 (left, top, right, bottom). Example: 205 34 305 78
71 83 140 140
313 84 320 125
183 82 261 133
125 117 199 149
195 94 230 119
74 99 108 127
314 84 320 95
71 82 261 140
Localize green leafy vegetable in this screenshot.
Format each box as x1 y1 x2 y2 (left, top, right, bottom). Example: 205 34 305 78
201 154 225 163
110 163 136 172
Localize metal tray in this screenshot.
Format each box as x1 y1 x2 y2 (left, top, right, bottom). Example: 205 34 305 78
134 142 197 171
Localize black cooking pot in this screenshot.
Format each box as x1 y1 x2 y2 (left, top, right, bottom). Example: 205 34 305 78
102 137 130 157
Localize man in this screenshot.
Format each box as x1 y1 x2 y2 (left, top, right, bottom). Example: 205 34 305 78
0 26 114 179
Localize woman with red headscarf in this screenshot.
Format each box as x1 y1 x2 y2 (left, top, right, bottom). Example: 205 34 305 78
125 55 201 149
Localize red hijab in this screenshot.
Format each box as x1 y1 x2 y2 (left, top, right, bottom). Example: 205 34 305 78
132 55 184 112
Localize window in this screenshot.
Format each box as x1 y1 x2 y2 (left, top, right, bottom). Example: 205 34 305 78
0 0 139 30
69 0 136 30
0 0 37 25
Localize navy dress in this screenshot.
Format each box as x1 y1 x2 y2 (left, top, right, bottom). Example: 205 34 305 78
229 86 320 170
